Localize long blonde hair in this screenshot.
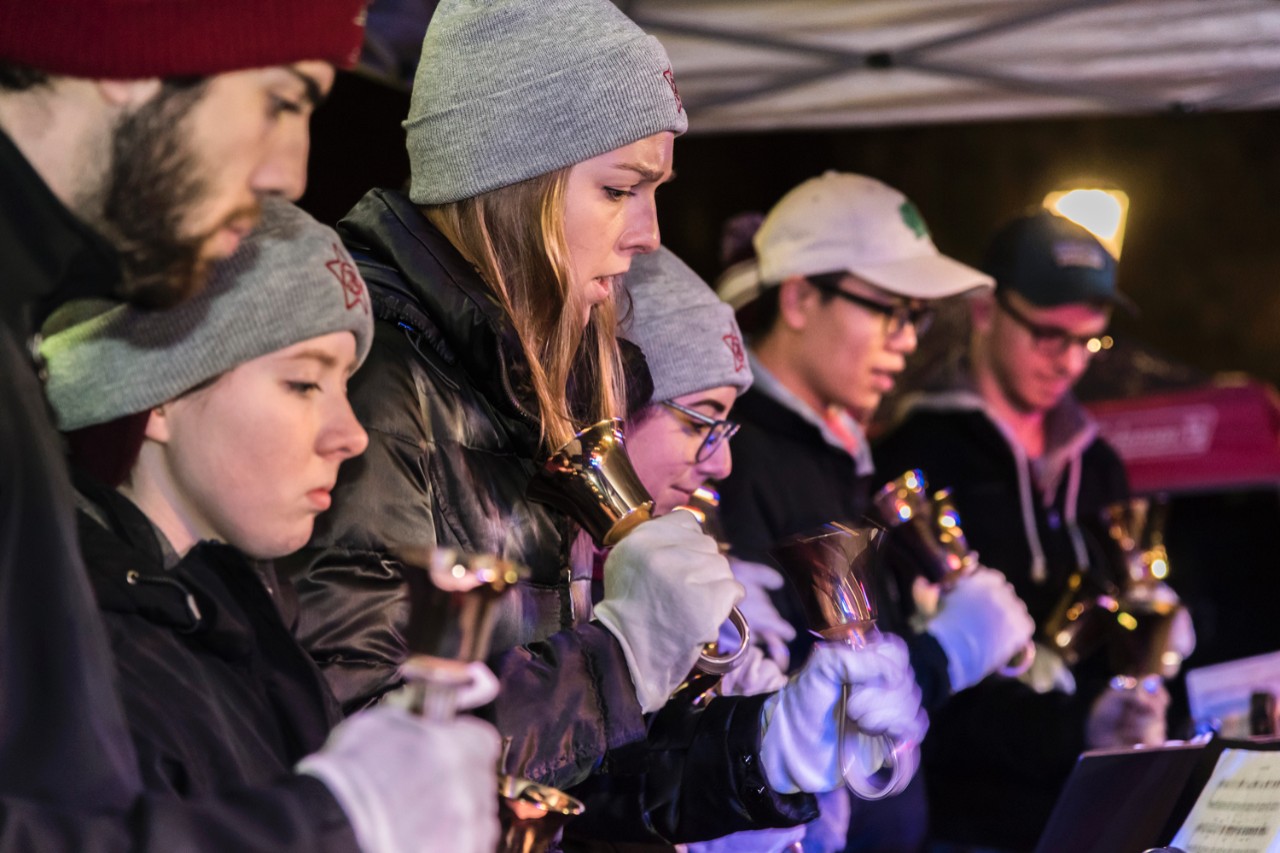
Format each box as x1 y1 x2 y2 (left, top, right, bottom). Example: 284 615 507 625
425 170 628 450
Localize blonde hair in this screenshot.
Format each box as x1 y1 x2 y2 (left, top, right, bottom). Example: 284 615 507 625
425 170 628 449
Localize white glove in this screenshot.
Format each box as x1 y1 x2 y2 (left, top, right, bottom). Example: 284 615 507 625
1016 642 1077 695
1086 679 1170 749
383 660 502 714
718 644 790 697
297 706 500 853
595 511 745 712
802 788 852 853
682 824 806 853
924 567 1035 693
726 558 798 671
759 635 927 795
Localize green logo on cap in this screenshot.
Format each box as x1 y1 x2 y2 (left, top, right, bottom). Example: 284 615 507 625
899 201 929 239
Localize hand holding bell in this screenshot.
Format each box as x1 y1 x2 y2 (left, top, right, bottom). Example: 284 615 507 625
527 419 752 680
770 522 925 800
874 470 1036 678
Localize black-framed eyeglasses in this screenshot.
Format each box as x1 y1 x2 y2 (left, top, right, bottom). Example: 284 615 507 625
995 291 1113 358
662 401 741 462
808 280 935 337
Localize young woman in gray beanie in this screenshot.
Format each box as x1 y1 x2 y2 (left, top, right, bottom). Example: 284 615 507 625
39 199 502 853
286 0 837 845
620 248 929 853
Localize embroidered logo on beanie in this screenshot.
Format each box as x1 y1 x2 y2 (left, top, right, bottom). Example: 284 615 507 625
663 67 683 114
723 325 746 373
325 244 370 314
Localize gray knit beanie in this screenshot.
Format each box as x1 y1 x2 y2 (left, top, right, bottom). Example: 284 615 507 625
41 198 374 431
621 247 752 404
405 0 688 205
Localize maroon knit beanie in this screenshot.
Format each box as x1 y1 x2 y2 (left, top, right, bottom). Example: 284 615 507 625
0 1 368 79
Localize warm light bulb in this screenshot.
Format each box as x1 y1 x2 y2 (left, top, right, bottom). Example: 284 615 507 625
1043 188 1129 259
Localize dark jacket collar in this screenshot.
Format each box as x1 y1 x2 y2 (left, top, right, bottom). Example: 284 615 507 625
735 384 853 460
0 126 121 336
337 188 542 429
73 471 263 661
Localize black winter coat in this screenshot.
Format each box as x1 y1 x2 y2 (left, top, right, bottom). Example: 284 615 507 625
74 474 361 852
3 128 327 850
718 386 953 709
290 188 817 844
0 126 142 816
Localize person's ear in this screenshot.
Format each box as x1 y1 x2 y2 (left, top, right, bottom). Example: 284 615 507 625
142 403 173 445
776 276 818 332
95 78 163 110
970 290 997 334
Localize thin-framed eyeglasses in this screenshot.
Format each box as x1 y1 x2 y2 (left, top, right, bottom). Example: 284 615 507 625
995 291 1113 358
808 279 935 338
662 401 741 462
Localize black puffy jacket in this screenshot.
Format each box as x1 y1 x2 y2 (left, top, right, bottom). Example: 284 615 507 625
289 188 817 844
74 473 361 853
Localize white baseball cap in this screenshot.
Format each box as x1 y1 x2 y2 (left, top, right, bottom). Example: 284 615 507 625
716 171 992 309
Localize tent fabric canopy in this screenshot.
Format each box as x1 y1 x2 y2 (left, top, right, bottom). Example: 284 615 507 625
623 0 1280 132
361 1 1280 133
1087 380 1280 495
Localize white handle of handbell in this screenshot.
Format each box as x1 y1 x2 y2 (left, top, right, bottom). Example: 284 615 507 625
835 628 919 801
998 639 1038 678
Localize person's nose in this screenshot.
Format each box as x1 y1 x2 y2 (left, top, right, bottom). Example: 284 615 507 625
251 120 312 201
322 395 370 461
1060 340 1093 378
699 440 733 483
619 194 660 256
886 319 919 355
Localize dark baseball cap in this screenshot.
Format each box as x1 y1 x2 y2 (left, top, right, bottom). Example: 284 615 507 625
982 211 1136 315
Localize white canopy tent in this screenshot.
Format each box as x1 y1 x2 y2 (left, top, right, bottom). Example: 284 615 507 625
623 0 1280 132
362 0 1280 132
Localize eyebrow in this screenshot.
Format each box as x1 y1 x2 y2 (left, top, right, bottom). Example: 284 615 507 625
283 349 340 368
684 397 728 416
285 66 327 108
613 163 674 184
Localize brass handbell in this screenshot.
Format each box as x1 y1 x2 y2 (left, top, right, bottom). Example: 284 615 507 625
771 521 917 801
1102 497 1184 683
528 418 750 675
396 549 587 851
395 547 525 719
496 775 585 853
873 470 1034 675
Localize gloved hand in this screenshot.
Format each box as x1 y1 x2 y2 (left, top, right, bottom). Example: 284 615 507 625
924 567 1035 693
1016 642 1077 695
718 644 789 697
595 510 745 712
802 788 851 853
682 824 806 853
1086 678 1170 749
383 660 501 714
726 558 797 671
297 706 500 853
760 635 927 795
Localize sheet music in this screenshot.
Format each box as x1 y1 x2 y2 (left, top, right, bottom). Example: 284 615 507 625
1185 651 1280 738
1171 749 1280 852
